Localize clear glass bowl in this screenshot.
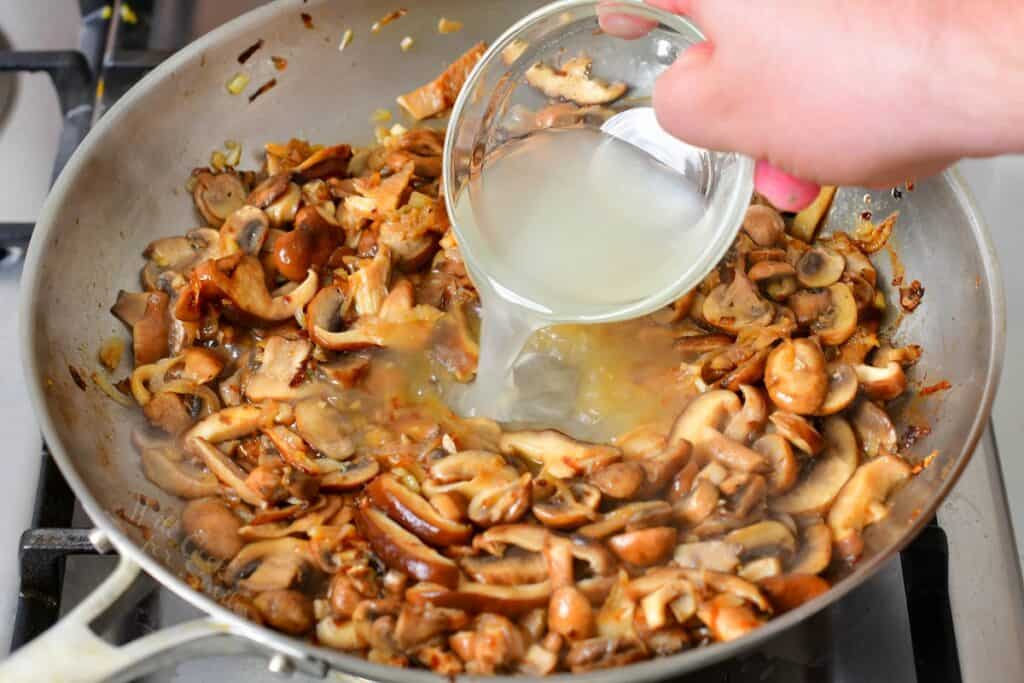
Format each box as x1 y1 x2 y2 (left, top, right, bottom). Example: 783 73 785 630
443 0 754 324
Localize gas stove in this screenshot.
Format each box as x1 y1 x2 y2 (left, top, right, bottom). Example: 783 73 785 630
1 2 1023 682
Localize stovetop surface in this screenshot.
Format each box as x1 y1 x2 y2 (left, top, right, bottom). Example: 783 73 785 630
2 2 1024 682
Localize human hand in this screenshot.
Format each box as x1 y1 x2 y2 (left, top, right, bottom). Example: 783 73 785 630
600 0 1024 204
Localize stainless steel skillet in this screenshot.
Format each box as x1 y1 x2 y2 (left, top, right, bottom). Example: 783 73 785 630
1 0 1005 680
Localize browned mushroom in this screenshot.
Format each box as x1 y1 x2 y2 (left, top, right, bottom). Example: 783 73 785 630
854 362 907 401
703 262 775 334
664 389 741 459
140 444 220 499
752 434 798 495
742 205 785 246
368 473 472 546
186 403 276 444
811 282 858 345
253 589 315 635
586 461 645 500
355 503 460 588
758 574 830 614
724 520 797 556
294 143 353 182
245 336 312 401
532 478 600 529
577 501 674 539
851 400 898 458
187 437 265 506
765 338 827 415
872 344 922 368
549 586 595 640
293 399 354 461
769 411 825 456
697 594 764 642
499 430 620 479
724 384 769 445
771 417 859 515
272 206 341 282
223 537 315 589
525 57 627 105
740 556 786 582
132 292 170 365
787 289 833 328
246 173 291 208
181 497 243 561
397 42 487 120
827 455 911 561
815 362 859 415
607 527 677 566
219 205 270 257
672 540 741 573
433 580 553 617
565 636 646 672
796 246 845 288
264 181 302 228
142 392 194 434
466 474 533 527
460 549 548 586
787 521 832 575
193 170 246 227
319 456 381 491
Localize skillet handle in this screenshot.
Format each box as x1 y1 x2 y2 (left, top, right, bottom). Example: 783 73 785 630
0 553 327 682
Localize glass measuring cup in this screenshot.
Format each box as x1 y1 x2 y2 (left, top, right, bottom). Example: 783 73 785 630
443 0 755 325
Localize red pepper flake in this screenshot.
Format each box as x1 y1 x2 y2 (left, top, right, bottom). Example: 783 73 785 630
919 380 952 396
301 12 314 29
237 38 264 64
248 78 277 103
860 210 873 221
899 279 925 312
910 450 939 475
271 55 288 71
68 365 87 391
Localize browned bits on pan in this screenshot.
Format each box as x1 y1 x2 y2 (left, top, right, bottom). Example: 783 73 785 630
300 12 314 29
271 55 287 71
900 279 925 312
918 380 951 396
237 38 264 64
68 365 87 391
248 78 277 103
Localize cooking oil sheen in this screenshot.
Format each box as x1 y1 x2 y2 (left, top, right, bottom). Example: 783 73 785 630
449 127 706 434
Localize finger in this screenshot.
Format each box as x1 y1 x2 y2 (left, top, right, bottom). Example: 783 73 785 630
597 0 701 39
652 41 724 145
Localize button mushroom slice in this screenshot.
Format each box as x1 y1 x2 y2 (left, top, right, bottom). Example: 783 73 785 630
748 261 798 302
758 574 831 614
787 289 833 328
244 336 312 402
186 437 264 506
742 205 785 247
524 57 627 105
253 590 315 636
422 450 520 500
634 439 691 498
397 42 487 120
738 556 783 582
635 578 698 630
223 536 314 586
724 385 769 445
367 473 472 546
753 434 799 495
577 500 674 539
697 593 765 642
177 254 317 323
293 399 354 461
111 290 151 328
672 540 742 573
586 461 645 500
180 348 225 385
238 496 343 541
294 143 353 182
681 568 771 612
854 361 907 401
731 473 769 519
263 425 342 475
702 262 775 335
769 411 825 456
142 234 208 273
811 282 858 346
468 474 533 528
851 400 898 459
219 205 270 256
596 571 639 640
532 478 601 529
272 206 342 282
827 454 912 557
181 497 244 561
703 429 769 473
246 173 291 209
355 504 460 588
461 549 549 586
393 604 470 654
607 527 677 567
765 338 827 415
140 445 221 499
473 523 550 556
263 181 301 229
186 403 277 444
319 457 380 491
305 286 366 351
787 521 833 575
142 392 195 434
549 585 596 641
814 362 859 415
873 343 922 368
499 430 621 479
130 292 171 365
354 161 414 213
674 332 735 355
316 617 366 651
565 636 646 673
673 479 720 526
724 520 797 557
796 246 845 288
432 580 553 617
192 170 246 227
771 416 859 515
665 389 742 459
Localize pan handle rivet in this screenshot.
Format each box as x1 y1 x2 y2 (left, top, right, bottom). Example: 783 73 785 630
267 653 294 676
88 528 113 553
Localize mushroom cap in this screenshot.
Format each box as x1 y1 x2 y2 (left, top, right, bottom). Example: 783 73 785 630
827 454 912 553
765 338 828 415
368 473 473 546
355 503 460 588
851 400 899 459
796 246 845 288
815 362 859 415
770 416 859 515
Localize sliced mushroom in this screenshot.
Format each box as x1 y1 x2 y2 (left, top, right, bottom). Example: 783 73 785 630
186 403 276 443
272 206 341 282
753 434 799 495
742 205 785 246
697 594 764 642
131 292 171 365
565 636 646 672
607 527 677 567
815 362 859 415
673 480 720 527
461 549 548 586
665 389 741 459
246 173 291 208
180 348 225 385
253 589 315 635
294 399 354 461
758 574 830 614
423 450 520 500
672 540 741 573
351 246 392 317
769 411 825 456
223 537 314 585
703 262 775 334
431 304 480 383
577 501 674 539
355 504 460 588
264 181 301 228
724 384 769 445
854 362 907 401
811 282 858 346
532 479 601 529
433 580 552 616
851 400 898 458
586 461 645 500
181 497 243 561
319 457 381 491
177 254 317 323
703 429 768 472
245 336 312 401
467 474 533 527
187 437 264 506
397 42 486 120
724 520 797 556
796 246 845 288
828 454 912 559
787 521 832 575
765 338 827 415
549 586 595 640
771 417 859 515
738 557 782 582
524 57 627 105
499 430 620 479
140 445 220 499
219 205 270 256
193 170 246 227
368 472 472 546
748 260 796 283
873 344 922 368
294 143 353 182
787 289 833 328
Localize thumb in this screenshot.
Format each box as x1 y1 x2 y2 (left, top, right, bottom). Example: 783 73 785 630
652 42 725 152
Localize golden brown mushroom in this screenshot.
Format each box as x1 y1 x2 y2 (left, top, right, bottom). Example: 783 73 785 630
796 246 845 288
524 57 627 105
742 205 785 246
192 170 246 227
771 417 859 515
765 338 828 415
